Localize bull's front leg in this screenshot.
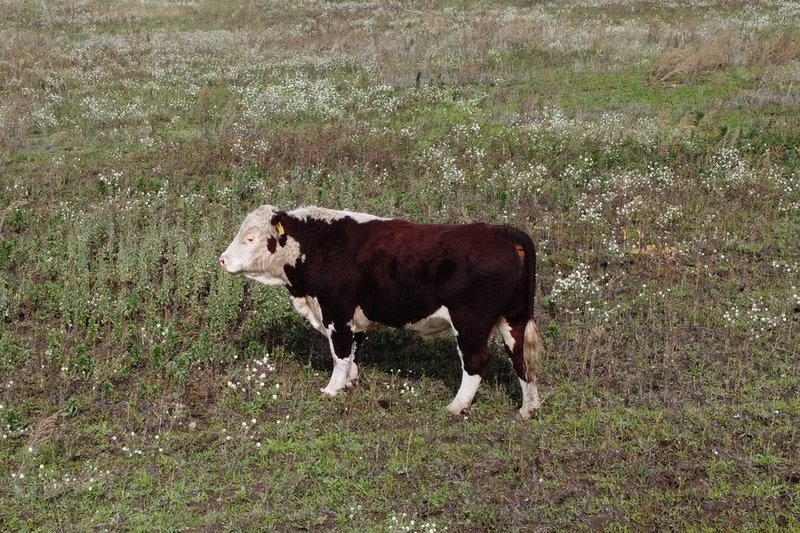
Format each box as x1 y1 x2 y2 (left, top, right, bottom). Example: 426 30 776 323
345 332 364 388
321 324 357 396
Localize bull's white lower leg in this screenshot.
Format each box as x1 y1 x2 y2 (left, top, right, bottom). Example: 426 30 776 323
345 361 358 388
321 355 352 396
518 377 542 419
321 329 356 396
447 370 482 415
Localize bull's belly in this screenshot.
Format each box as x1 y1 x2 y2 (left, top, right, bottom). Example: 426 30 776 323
404 306 455 340
352 304 455 341
293 297 456 341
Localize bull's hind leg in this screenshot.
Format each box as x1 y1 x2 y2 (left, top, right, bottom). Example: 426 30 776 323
498 317 542 419
446 324 492 416
321 325 356 396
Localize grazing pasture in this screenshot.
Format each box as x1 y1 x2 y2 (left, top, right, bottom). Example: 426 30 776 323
1 0 798 530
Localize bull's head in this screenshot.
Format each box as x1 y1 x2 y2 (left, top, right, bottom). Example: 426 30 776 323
219 204 297 286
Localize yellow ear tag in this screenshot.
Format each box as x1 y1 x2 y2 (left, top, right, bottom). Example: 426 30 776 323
277 222 285 236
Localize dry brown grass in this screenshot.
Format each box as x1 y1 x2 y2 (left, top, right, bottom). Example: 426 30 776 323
653 38 736 84
759 29 800 66
654 29 800 84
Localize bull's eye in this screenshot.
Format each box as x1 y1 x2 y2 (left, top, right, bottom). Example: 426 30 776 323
245 236 255 244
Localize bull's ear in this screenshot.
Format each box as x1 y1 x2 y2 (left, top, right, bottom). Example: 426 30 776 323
270 211 288 247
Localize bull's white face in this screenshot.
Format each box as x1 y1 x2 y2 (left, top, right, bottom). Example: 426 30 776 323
219 205 297 286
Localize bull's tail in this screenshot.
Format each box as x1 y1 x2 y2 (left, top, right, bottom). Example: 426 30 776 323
522 317 542 383
517 230 541 384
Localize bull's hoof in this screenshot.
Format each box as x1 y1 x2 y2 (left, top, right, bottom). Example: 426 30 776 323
446 402 468 416
320 386 340 397
518 403 541 420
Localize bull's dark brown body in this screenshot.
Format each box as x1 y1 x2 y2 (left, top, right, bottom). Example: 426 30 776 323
273 213 536 383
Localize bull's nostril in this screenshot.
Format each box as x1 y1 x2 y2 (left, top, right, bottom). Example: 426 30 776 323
219 256 226 267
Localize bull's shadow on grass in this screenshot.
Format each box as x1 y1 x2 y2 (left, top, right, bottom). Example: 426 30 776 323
289 324 519 401
358 329 463 383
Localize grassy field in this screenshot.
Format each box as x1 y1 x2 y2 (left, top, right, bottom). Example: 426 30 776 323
1 0 799 530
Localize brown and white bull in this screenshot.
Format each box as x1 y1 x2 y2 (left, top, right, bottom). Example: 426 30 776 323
219 206 543 418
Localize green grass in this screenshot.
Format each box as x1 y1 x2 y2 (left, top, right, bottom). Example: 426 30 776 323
1 0 800 530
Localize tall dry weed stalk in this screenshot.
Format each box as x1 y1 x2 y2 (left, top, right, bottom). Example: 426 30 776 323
27 413 59 449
